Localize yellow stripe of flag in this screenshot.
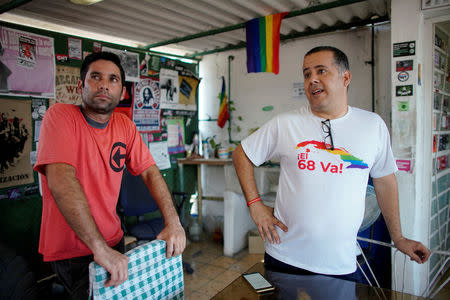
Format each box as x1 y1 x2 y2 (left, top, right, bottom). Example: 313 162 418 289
265 14 273 73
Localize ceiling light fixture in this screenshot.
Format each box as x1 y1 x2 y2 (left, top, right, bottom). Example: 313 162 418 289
70 0 104 5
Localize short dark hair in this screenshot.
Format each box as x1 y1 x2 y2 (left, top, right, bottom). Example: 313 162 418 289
80 52 125 86
305 46 349 74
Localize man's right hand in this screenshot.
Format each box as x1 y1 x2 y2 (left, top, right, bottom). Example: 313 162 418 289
93 245 129 287
249 202 288 244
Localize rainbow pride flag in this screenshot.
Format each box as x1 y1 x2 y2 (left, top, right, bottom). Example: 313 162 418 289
245 12 288 74
217 76 229 128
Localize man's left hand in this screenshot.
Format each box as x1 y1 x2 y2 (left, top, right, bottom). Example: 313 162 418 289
394 237 431 264
157 222 186 258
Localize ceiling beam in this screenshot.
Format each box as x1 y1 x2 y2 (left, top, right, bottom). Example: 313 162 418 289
144 0 369 50
187 15 389 58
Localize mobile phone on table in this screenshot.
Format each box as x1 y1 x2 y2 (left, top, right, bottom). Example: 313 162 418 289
242 272 275 293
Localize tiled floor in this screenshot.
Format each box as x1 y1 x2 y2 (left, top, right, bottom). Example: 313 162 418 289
182 237 264 300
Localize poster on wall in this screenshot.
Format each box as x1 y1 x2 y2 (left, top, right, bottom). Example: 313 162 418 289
102 46 140 82
160 68 180 109
178 75 198 111
0 99 34 188
68 37 82 60
133 78 161 132
167 117 185 154
49 65 81 106
0 26 55 98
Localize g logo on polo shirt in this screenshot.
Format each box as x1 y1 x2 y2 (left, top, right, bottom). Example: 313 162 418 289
110 142 126 172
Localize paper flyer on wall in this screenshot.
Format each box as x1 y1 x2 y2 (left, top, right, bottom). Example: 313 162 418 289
0 26 55 98
149 141 171 170
68 37 82 60
160 68 180 109
102 46 140 82
0 99 34 188
133 78 161 132
178 75 198 111
49 65 82 106
167 117 185 154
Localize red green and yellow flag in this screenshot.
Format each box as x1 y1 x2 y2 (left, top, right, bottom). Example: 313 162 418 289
245 12 288 74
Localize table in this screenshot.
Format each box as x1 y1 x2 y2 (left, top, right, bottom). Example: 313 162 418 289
177 158 232 228
211 262 427 300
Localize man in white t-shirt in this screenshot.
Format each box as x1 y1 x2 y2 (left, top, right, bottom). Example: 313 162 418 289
232 46 430 281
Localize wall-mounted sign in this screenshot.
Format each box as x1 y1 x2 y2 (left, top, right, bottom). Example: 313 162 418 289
393 41 415 57
396 60 413 71
397 71 409 82
398 101 410 111
396 159 412 172
396 85 413 97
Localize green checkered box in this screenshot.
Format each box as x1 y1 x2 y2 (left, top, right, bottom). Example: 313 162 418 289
89 240 184 299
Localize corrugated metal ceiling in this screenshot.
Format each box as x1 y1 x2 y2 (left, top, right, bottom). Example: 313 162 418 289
0 0 390 58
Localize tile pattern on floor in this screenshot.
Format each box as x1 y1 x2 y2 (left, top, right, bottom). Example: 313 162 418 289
182 237 264 300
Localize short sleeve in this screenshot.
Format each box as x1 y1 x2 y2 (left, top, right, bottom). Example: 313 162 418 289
241 116 280 166
369 118 398 178
34 104 78 175
123 118 155 175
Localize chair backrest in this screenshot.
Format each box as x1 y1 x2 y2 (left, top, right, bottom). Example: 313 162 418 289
89 240 184 299
119 168 159 216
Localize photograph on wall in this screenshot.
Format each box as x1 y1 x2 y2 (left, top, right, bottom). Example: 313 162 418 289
0 99 34 188
178 75 198 111
133 78 161 132
0 26 55 98
102 46 140 82
68 37 82 60
167 117 185 154
160 68 180 109
49 65 81 106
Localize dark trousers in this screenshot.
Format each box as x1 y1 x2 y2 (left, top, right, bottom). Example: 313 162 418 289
264 253 365 284
50 238 125 300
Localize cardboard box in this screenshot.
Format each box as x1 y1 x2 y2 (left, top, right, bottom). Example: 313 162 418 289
248 230 265 254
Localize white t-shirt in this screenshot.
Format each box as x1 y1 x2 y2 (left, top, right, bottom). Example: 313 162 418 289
241 105 398 275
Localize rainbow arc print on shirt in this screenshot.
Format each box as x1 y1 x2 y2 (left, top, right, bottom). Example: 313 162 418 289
296 140 368 169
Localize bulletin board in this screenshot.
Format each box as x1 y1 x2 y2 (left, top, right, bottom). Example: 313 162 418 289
0 20 199 274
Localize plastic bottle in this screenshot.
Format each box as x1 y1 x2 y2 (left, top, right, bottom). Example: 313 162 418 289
202 140 209 159
189 215 201 242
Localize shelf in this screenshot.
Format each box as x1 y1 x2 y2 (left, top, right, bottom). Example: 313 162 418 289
437 149 450 156
432 168 450 181
433 109 449 114
434 89 450 96
433 130 450 135
435 45 447 55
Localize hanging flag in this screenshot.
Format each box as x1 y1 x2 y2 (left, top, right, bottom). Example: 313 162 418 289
217 76 229 128
245 12 288 75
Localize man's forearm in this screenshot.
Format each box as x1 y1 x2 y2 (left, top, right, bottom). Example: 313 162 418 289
141 165 180 225
46 163 109 253
372 173 403 243
232 144 259 201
